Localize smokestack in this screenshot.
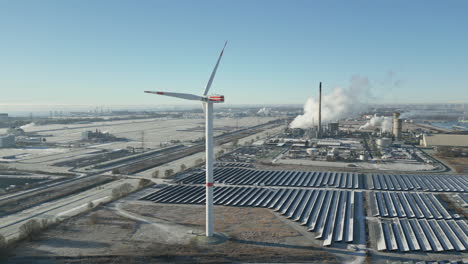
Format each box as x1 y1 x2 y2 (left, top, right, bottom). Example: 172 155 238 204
393 112 402 140
318 82 322 138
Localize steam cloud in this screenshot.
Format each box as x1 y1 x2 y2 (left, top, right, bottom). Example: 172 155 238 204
289 75 372 129
359 115 393 132
19 122 35 130
257 107 271 115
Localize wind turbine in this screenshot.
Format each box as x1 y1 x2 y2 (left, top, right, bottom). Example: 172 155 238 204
144 42 227 237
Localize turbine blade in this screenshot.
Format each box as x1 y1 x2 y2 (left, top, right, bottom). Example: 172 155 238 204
144 91 204 101
203 41 227 96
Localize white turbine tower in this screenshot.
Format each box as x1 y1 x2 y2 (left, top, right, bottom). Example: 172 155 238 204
144 42 227 237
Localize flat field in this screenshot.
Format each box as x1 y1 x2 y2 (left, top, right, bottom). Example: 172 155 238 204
8 200 338 263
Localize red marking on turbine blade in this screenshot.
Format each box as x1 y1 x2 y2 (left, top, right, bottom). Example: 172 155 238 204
156 92 164 95
206 182 214 187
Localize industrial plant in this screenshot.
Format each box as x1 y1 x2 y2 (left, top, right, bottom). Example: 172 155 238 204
2 1 468 263
1 80 467 264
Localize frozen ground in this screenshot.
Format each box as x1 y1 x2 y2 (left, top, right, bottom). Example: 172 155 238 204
276 159 436 172
134 125 286 178
3 117 275 149
9 197 339 263
0 117 276 172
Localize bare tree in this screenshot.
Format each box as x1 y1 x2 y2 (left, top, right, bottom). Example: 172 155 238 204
164 169 174 178
19 219 42 240
120 183 133 194
89 213 99 224
152 170 160 178
138 178 151 188
0 233 6 250
195 158 204 166
111 183 134 199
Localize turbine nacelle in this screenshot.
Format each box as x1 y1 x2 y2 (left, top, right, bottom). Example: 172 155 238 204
207 95 224 103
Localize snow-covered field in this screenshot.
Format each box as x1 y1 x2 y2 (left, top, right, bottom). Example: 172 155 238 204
0 117 276 164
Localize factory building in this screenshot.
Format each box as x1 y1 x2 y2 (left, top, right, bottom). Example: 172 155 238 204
328 122 339 136
0 134 16 148
0 113 8 121
421 134 468 147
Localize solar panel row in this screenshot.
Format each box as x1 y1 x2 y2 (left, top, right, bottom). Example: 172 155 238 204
214 162 253 168
370 192 453 220
376 218 467 252
369 174 467 192
140 185 360 246
179 167 361 189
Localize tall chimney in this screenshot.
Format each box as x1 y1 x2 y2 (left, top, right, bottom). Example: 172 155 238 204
318 82 322 138
393 112 401 140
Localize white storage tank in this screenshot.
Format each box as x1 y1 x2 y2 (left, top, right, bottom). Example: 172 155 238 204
376 137 392 149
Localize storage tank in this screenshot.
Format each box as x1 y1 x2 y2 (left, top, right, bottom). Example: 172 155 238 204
376 137 392 148
359 154 368 161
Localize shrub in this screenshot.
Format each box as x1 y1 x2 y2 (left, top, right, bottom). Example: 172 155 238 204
0 233 7 258
0 233 6 249
19 219 42 240
111 168 120 175
180 164 187 172
164 169 174 178
41 219 49 229
152 170 160 178
89 213 99 224
195 158 204 166
111 183 134 199
138 178 151 188
120 183 133 193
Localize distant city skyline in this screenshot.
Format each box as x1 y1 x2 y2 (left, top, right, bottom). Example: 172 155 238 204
1 0 467 109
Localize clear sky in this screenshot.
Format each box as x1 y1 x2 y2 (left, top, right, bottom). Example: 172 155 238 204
1 0 467 109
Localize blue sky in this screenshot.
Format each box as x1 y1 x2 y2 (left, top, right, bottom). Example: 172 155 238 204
0 0 467 108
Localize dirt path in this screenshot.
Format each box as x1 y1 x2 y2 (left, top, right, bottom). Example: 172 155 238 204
108 200 198 245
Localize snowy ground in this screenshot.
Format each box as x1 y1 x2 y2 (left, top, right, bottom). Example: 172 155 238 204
135 125 286 178
0 116 276 165
276 159 436 172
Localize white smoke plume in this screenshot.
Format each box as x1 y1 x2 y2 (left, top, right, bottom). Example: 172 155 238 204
290 75 372 129
257 107 271 115
19 122 35 130
359 115 393 132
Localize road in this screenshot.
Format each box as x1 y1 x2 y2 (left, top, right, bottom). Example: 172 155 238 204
0 121 284 242
0 178 139 241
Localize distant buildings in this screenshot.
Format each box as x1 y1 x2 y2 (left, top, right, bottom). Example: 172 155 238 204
0 134 16 148
0 113 8 121
421 134 468 147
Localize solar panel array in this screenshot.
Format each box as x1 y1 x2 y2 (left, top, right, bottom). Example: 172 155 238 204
179 167 361 189
376 218 468 252
140 185 360 246
214 162 253 168
371 192 454 220
369 174 467 192
144 168 468 253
